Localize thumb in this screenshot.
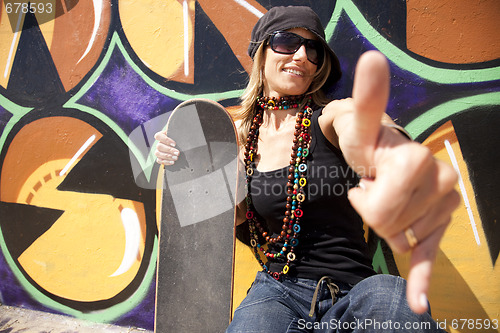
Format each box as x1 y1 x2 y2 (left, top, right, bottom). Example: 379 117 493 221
351 51 390 147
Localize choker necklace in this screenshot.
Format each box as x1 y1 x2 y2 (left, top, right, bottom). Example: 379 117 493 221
244 95 313 281
256 95 304 110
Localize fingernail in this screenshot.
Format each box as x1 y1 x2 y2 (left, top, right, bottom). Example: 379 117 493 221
173 150 179 156
170 143 176 147
419 293 428 310
172 156 178 161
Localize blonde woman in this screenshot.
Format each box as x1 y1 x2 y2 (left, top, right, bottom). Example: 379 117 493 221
155 6 458 332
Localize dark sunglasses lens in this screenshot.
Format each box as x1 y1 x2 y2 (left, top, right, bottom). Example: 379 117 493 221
305 40 322 65
271 33 302 54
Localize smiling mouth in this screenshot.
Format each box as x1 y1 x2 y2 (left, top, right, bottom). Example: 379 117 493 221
283 68 304 76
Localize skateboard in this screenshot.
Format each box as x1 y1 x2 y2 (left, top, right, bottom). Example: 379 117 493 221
154 99 239 333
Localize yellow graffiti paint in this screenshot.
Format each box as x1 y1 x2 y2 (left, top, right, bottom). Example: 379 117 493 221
0 2 22 88
395 121 499 332
18 160 146 301
232 238 261 316
119 0 193 81
1 116 147 302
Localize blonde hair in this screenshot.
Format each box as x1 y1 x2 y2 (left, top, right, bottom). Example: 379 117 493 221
231 40 333 146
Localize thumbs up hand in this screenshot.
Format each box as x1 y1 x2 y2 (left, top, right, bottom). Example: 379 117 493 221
328 51 460 314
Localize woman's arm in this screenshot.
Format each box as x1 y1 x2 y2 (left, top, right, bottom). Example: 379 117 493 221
322 51 460 314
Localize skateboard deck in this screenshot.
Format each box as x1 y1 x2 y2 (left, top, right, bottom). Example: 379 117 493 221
154 99 239 333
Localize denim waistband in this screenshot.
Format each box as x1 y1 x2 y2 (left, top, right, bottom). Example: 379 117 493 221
280 273 353 291
277 273 354 318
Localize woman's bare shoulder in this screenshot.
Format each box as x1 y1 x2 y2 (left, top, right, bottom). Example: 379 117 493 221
317 98 354 148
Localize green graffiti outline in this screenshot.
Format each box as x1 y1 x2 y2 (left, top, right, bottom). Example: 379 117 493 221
405 92 500 138
0 94 32 154
325 0 500 84
372 241 390 275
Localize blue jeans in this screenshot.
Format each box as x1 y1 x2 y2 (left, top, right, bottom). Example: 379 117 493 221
227 271 444 332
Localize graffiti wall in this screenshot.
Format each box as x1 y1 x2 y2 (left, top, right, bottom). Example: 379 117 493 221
0 0 498 331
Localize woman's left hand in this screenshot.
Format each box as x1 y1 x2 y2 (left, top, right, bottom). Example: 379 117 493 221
331 51 460 314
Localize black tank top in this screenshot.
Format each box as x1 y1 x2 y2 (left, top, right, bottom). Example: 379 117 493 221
249 109 375 284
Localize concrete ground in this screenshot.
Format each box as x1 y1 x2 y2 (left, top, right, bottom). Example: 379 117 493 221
0 306 153 333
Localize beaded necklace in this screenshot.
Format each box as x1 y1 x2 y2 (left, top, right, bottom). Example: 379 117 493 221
256 95 304 110
243 95 313 281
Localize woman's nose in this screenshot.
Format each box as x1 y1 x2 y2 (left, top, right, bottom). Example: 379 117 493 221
292 44 308 61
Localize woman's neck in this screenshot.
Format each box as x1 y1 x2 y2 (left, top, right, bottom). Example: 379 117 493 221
258 93 303 131
261 108 298 131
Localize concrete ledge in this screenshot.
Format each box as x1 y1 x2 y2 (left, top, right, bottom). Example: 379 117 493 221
0 306 153 333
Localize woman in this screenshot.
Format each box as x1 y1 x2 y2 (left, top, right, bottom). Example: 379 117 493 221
155 6 459 332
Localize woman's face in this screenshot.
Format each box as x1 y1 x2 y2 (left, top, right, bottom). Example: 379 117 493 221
262 28 318 98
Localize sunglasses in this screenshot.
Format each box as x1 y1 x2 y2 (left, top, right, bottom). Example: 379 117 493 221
268 31 324 65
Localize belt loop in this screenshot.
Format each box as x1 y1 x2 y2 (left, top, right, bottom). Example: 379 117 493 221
309 276 340 317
